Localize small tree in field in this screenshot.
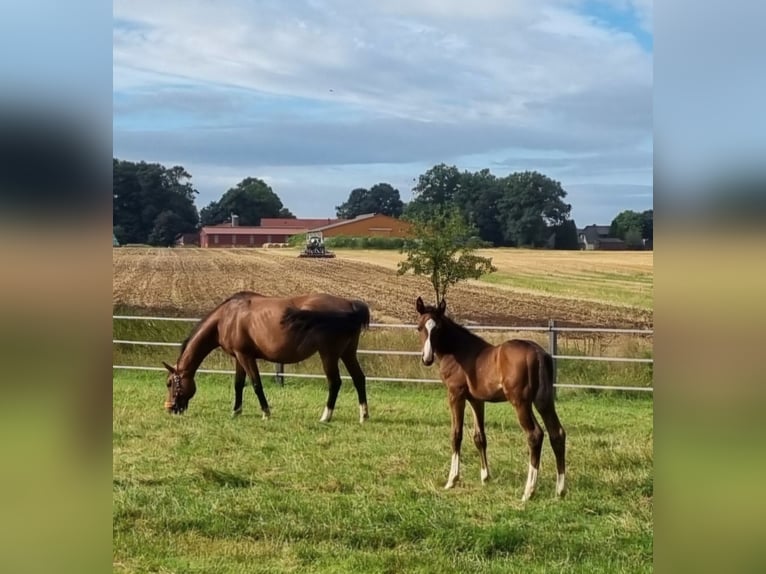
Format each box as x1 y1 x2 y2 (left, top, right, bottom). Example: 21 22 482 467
397 207 497 304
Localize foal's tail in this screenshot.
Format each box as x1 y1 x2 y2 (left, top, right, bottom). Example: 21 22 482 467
281 299 371 337
534 345 556 410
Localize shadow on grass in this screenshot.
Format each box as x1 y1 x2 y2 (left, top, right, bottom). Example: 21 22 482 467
199 466 254 488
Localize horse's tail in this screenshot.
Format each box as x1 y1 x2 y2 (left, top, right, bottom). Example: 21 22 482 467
534 344 556 410
280 299 371 337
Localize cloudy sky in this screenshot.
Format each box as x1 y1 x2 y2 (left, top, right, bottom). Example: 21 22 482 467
113 0 653 225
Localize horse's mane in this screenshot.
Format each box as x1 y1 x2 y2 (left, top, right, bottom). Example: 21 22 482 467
180 291 258 354
442 315 487 348
422 305 489 354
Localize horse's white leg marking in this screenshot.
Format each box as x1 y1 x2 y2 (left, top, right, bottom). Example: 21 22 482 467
521 463 539 501
481 466 490 484
262 409 271 420
556 472 566 497
422 319 436 363
320 406 334 423
359 403 369 424
445 452 460 489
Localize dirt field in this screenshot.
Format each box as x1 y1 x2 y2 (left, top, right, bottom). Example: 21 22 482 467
113 247 653 328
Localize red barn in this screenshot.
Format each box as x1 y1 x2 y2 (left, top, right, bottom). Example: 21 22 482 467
199 226 301 247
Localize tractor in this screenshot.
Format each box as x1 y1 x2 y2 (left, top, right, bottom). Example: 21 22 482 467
298 231 335 258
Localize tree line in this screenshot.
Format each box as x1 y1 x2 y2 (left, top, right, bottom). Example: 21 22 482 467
113 157 650 249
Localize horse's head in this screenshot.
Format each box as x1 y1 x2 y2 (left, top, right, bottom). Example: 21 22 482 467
162 361 196 414
415 296 447 366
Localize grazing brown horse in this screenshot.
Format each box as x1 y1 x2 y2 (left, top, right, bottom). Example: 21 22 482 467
162 291 371 423
415 296 566 501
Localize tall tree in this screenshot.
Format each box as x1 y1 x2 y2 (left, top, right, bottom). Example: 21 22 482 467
200 177 293 226
497 171 572 247
397 207 497 304
403 163 463 221
610 210 646 240
453 168 505 246
335 183 404 219
113 159 199 245
640 209 653 240
552 220 580 250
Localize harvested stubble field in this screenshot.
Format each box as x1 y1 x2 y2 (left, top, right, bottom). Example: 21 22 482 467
113 247 653 329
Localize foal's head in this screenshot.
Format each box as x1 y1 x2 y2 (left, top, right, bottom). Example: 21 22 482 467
415 296 447 366
162 361 197 414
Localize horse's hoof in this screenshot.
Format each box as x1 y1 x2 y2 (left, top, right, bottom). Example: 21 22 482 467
444 480 457 490
262 411 271 420
232 409 242 418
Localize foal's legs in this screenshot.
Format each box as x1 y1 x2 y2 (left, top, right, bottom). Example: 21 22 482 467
234 352 271 419
232 359 246 417
467 398 490 484
319 353 343 423
535 400 567 497
445 390 466 489
513 402 545 501
341 349 369 424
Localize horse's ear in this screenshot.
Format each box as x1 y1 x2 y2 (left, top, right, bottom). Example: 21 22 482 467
416 296 425 314
162 361 176 374
438 298 447 313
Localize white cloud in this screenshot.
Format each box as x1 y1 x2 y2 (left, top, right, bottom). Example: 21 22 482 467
113 0 653 222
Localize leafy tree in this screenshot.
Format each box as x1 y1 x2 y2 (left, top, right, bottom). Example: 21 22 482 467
624 226 644 249
113 159 199 245
453 168 505 246
336 183 404 219
610 210 645 240
403 163 463 221
640 209 653 240
147 210 186 247
397 207 497 303
552 220 580 250
200 177 292 226
497 171 572 247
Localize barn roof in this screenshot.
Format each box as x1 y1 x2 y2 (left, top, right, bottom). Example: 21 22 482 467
308 213 383 232
200 226 307 236
260 217 340 228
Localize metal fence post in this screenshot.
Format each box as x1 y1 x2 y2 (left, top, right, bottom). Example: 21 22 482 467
275 363 284 386
548 319 558 398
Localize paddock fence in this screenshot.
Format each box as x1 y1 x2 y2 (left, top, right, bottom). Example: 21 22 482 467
112 315 653 393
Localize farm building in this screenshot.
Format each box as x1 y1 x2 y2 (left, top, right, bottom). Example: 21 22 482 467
578 225 626 250
200 226 297 247
199 215 337 248
260 217 341 229
308 213 413 238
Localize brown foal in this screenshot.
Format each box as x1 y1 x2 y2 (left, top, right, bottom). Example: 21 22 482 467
415 296 566 501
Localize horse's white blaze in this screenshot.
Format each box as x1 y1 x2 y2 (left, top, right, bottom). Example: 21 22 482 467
521 464 539 501
422 318 436 363
320 406 333 422
480 467 490 483
445 452 460 489
556 472 566 496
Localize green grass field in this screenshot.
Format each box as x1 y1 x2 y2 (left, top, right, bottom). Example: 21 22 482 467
113 371 653 573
